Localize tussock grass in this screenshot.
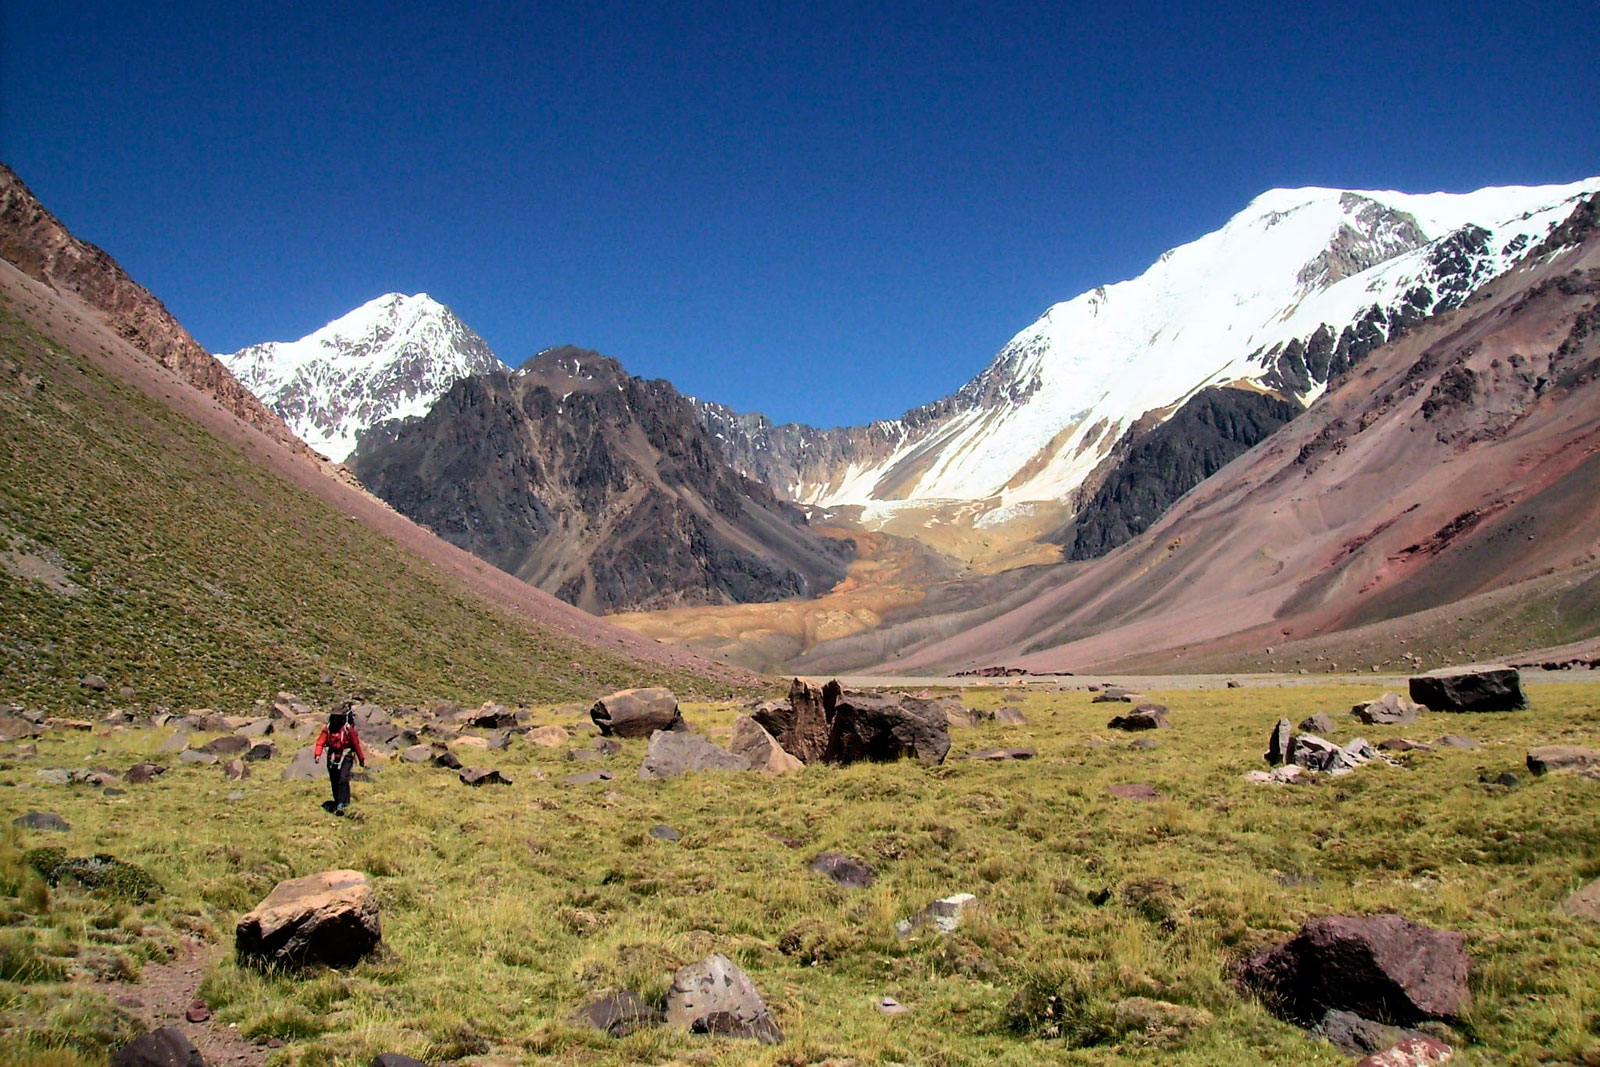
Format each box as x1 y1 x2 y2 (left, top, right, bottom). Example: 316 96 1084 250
0 305 730 711
2 682 1599 1063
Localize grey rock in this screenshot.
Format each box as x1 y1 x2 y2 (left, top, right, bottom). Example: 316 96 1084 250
1561 878 1600 923
1266 718 1293 765
638 729 751 780
810 852 875 889
1433 735 1480 749
728 716 803 774
125 762 165 784
578 991 661 1037
665 953 782 1044
1298 712 1336 734
1526 745 1600 777
992 706 1028 725
112 1026 206 1067
459 768 512 786
236 869 381 970
13 810 69 831
399 745 433 763
243 743 275 762
1313 1008 1427 1056
1108 706 1170 731
964 747 1036 760
1352 692 1422 725
563 769 614 785
280 746 321 781
648 824 681 842
369 1056 428 1067
177 750 218 765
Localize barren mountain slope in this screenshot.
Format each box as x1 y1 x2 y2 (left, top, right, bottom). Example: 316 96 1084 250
795 194 1600 675
350 348 852 614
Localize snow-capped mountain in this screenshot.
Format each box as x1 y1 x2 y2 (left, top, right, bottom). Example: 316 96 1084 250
220 293 504 460
703 178 1600 524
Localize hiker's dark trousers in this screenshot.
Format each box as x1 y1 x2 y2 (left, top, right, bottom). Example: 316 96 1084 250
327 753 353 807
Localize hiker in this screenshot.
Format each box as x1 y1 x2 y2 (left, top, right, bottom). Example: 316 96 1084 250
313 706 367 815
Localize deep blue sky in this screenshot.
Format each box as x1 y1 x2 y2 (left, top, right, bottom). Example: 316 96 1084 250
4 1 1596 427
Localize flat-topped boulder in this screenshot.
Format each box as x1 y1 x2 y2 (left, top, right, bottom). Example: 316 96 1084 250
591 688 684 738
638 730 751 780
1526 745 1600 778
1409 665 1526 712
236 869 381 969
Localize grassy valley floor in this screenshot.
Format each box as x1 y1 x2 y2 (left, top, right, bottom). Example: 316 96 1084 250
2 681 1599 1065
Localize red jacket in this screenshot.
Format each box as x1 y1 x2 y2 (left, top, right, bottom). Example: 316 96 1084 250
313 721 367 764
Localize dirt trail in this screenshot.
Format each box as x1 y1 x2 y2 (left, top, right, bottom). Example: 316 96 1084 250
103 938 267 1066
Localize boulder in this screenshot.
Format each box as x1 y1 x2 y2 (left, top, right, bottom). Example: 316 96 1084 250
1287 734 1383 775
459 768 512 786
648 824 681 842
729 716 803 774
243 743 275 762
751 679 837 764
281 746 321 781
526 725 568 747
665 953 782 1044
1352 692 1423 726
1314 1009 1432 1056
1408 665 1526 712
1236 914 1470 1026
578 991 661 1037
1433 735 1479 750
431 750 462 770
465 704 517 730
0 710 41 742
112 1026 206 1067
1560 878 1600 922
1377 739 1430 753
993 706 1028 725
591 688 684 738
125 762 166 785
236 869 381 969
369 1056 428 1067
823 688 951 765
1108 706 1170 731
563 769 614 785
1092 687 1137 703
12 811 70 831
1266 718 1293 765
964 747 1035 760
937 698 989 728
1356 1037 1454 1066
897 892 977 937
177 750 217 765
1526 745 1600 777
809 852 875 889
399 745 433 763
222 759 249 781
593 738 622 757
1298 712 1336 734
638 730 751 780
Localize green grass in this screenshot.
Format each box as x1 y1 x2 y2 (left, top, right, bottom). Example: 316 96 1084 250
0 303 736 710
2 682 1598 1064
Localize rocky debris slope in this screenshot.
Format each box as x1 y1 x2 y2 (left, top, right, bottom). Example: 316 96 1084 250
349 348 852 613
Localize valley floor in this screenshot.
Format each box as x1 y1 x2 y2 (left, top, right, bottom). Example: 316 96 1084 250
3 680 1599 1065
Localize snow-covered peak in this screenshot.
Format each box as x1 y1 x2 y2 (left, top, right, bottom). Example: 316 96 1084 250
795 177 1600 513
221 293 504 460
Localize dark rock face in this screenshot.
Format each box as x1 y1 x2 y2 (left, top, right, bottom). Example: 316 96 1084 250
112 1027 207 1067
1299 713 1336 734
1409 666 1527 711
755 679 950 765
810 852 876 889
1236 914 1470 1026
349 349 852 613
1057 387 1302 560
459 768 512 786
1108 706 1171 731
637 730 751 780
1314 1009 1431 1056
369 1056 429 1067
591 688 684 738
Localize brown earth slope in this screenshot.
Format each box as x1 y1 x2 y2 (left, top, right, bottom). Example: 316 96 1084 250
794 193 1600 676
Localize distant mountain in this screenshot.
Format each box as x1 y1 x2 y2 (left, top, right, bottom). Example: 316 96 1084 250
701 179 1600 527
349 347 853 614
220 293 503 460
787 191 1600 676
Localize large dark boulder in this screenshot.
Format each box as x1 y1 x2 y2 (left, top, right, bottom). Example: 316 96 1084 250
756 678 950 766
235 870 381 969
1408 666 1526 712
1108 705 1171 731
1236 914 1470 1026
752 679 838 764
113 1027 206 1067
591 688 684 738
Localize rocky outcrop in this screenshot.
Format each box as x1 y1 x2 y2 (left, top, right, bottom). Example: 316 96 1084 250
752 678 950 765
0 165 309 458
729 716 803 774
1237 914 1470 1026
591 688 684 738
235 870 381 969
349 349 852 613
1409 666 1527 712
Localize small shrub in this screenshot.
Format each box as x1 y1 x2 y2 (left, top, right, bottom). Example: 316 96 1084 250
0 933 68 983
23 849 161 904
1005 964 1115 1046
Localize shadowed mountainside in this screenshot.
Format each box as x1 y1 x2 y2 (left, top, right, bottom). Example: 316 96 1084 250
350 347 852 614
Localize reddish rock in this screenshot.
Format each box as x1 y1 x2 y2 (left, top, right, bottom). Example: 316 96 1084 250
1356 1036 1454 1066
